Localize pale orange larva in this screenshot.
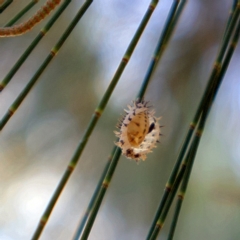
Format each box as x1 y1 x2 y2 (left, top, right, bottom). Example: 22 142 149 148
114 100 162 162
0 0 61 37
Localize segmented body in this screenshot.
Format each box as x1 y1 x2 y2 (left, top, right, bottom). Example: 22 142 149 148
115 100 161 161
0 0 61 37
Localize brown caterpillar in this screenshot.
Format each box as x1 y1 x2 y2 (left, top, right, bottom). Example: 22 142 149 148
114 100 162 162
0 0 61 37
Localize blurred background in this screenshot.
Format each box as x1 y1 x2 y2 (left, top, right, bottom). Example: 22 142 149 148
0 0 240 239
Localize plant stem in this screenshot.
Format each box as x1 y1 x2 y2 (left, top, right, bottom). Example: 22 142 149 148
224 0 238 39
79 148 122 240
28 1 94 238
167 98 213 240
72 147 115 240
78 1 187 239
76 1 162 239
137 0 185 100
146 2 240 238
150 89 214 240
167 15 240 239
0 0 71 91
166 123 204 240
145 1 190 237
0 0 92 131
0 0 72 92
5 0 40 27
31 0 159 239
0 0 13 13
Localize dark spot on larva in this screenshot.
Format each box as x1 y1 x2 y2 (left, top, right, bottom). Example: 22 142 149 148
148 123 155 133
134 154 140 158
135 122 140 127
133 111 136 116
126 149 132 156
120 140 124 145
128 117 132 121
123 123 127 127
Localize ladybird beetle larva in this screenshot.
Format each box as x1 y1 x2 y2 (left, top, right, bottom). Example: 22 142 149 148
114 100 162 161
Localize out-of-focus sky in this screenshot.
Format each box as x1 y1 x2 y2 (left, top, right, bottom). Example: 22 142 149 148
0 0 240 239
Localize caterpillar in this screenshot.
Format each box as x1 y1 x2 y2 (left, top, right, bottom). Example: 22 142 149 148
0 0 61 37
114 100 162 162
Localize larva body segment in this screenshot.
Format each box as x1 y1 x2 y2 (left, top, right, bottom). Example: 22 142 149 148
115 100 161 162
127 110 149 147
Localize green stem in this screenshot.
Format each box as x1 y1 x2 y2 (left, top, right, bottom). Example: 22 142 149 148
137 0 185 100
148 126 201 240
74 1 162 239
0 0 13 13
146 126 193 240
153 7 240 240
4 0 40 27
144 1 189 237
166 128 203 240
78 1 186 239
163 0 186 45
29 1 93 239
79 148 122 240
218 1 240 61
150 102 210 240
31 0 158 239
166 104 212 240
192 1 240 128
167 18 240 238
72 147 115 240
167 15 240 239
146 2 240 238
224 0 238 39
0 0 71 92
96 0 159 112
0 0 92 132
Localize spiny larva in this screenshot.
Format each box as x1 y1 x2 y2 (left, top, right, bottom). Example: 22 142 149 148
114 100 162 162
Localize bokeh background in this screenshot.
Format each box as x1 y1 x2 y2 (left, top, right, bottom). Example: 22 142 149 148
0 0 240 239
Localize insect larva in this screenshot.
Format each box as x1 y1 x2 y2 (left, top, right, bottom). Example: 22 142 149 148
114 100 162 162
0 0 61 37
